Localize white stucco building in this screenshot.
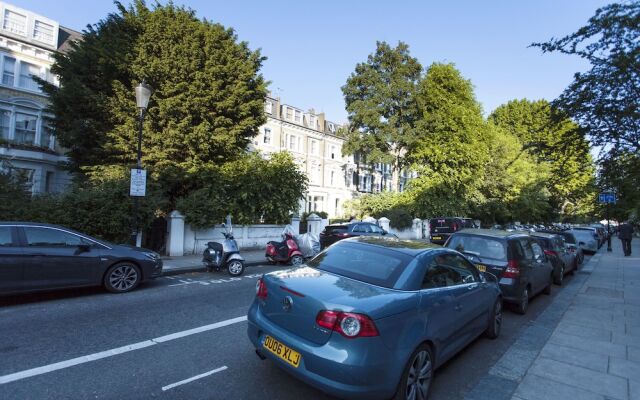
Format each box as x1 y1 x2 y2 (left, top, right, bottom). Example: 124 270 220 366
250 94 415 218
0 2 80 193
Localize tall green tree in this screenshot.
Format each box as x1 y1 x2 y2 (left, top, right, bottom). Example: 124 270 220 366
341 41 423 191
42 1 267 173
532 1 639 154
489 99 596 219
474 125 553 224
408 63 489 217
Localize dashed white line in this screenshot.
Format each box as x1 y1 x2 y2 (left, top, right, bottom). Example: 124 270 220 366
161 366 228 391
0 316 247 385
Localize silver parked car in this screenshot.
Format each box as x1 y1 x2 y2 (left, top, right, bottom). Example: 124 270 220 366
568 229 598 254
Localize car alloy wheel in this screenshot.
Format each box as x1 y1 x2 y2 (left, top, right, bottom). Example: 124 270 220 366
105 263 140 293
291 255 304 266
555 266 564 285
227 260 244 276
516 288 528 315
485 300 502 339
405 349 432 400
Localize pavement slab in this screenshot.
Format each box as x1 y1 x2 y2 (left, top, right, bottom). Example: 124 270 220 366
539 343 608 373
514 373 606 400
528 357 628 400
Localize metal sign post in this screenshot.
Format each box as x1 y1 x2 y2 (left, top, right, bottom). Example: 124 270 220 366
598 192 616 252
130 169 147 247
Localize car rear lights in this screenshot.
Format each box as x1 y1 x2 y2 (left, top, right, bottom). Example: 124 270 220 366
544 249 559 257
315 310 379 338
256 278 268 300
503 260 520 278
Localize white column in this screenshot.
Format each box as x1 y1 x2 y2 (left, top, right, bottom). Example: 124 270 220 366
378 217 390 232
412 218 422 239
167 210 185 256
290 216 300 234
34 113 42 146
307 213 322 235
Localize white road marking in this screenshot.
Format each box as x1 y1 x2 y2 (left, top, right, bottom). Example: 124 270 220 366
0 316 247 385
161 366 228 391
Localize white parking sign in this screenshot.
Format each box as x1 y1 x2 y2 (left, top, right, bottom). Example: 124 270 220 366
130 168 147 197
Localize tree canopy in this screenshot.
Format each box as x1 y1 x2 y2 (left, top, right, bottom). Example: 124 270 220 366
42 1 268 172
533 1 638 221
341 41 423 191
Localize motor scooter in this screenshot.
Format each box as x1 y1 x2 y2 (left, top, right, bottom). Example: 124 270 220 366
202 216 245 276
265 232 305 266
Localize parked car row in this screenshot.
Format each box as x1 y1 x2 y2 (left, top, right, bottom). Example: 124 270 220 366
248 223 593 399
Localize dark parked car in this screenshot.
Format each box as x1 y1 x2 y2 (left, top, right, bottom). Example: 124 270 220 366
445 229 553 314
0 222 163 295
539 230 584 264
429 217 477 245
248 237 502 400
531 232 577 286
319 222 393 250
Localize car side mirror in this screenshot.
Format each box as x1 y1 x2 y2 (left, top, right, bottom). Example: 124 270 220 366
382 229 388 235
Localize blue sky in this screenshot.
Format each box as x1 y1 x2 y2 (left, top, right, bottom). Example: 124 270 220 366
15 0 610 123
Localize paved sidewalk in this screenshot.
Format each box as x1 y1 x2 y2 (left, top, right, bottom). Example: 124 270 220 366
161 248 267 275
511 238 640 400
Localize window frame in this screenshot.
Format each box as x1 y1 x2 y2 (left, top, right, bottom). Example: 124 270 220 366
0 226 18 247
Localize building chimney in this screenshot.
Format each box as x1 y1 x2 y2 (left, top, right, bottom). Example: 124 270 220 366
318 112 326 132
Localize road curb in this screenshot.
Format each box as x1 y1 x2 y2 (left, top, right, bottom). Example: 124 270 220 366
162 261 265 277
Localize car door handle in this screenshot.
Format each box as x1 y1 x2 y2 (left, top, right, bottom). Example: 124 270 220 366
467 284 478 290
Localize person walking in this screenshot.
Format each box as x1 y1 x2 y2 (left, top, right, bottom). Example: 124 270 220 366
619 220 633 256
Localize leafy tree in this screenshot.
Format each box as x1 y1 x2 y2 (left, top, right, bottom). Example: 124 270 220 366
408 63 489 217
473 125 553 224
489 99 596 219
598 150 640 221
532 1 639 154
42 1 267 173
341 41 422 191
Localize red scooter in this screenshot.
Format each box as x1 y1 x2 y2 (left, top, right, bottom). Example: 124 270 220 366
265 233 305 266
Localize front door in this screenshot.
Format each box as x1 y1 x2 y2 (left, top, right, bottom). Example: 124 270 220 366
19 226 101 290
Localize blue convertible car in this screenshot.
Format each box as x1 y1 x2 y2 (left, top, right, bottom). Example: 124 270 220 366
247 237 502 400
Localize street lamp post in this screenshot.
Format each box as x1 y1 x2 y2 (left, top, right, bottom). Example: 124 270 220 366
131 81 152 247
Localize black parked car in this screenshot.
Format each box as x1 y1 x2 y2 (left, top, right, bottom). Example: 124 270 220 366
429 217 477 245
0 222 163 295
531 232 578 286
319 222 393 250
538 230 584 265
445 229 553 314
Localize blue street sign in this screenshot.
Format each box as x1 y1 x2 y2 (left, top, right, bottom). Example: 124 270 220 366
598 192 616 204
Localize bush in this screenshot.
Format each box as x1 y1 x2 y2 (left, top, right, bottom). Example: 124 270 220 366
384 207 413 230
0 169 164 243
177 152 308 228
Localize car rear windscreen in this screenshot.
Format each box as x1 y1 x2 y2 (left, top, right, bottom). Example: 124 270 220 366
323 225 347 234
560 233 576 244
430 218 460 232
446 235 507 261
532 237 552 250
307 242 412 288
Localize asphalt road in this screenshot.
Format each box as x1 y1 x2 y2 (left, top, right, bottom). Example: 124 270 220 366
0 255 591 400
